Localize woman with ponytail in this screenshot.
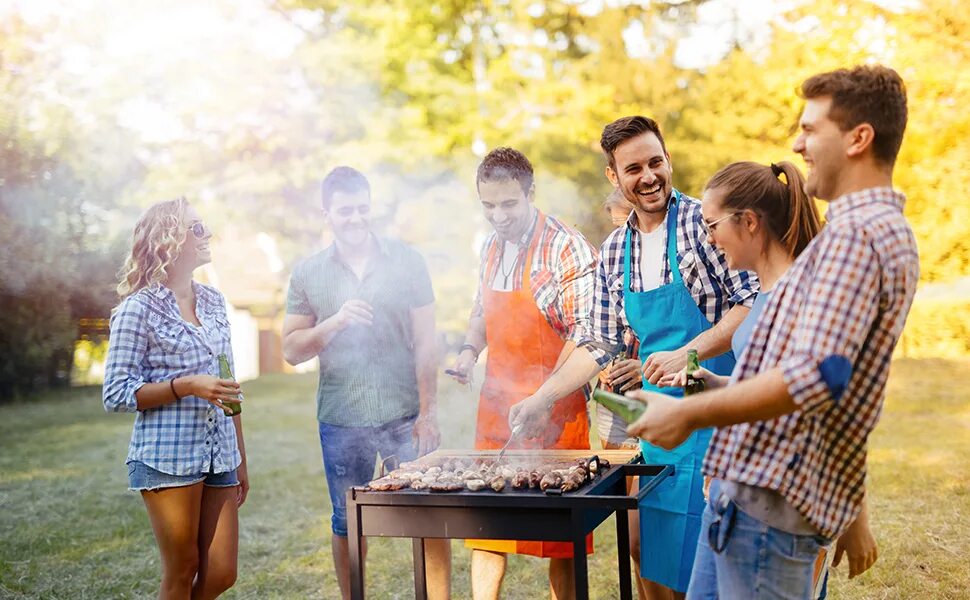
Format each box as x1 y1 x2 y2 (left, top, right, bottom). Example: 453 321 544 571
660 161 876 599
103 197 248 599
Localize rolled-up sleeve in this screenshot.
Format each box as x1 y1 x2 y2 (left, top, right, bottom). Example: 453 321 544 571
781 227 881 415
103 298 149 413
556 235 598 345
578 250 624 369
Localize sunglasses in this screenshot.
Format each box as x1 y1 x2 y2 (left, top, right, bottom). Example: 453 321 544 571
188 222 208 239
708 493 737 554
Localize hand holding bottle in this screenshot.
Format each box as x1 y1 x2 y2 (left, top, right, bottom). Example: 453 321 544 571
656 366 728 390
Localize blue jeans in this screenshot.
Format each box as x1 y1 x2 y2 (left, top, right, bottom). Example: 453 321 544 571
687 479 830 600
318 415 418 536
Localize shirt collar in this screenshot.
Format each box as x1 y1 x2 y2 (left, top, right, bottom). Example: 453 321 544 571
825 187 906 222
324 233 388 262
147 281 215 312
510 207 540 246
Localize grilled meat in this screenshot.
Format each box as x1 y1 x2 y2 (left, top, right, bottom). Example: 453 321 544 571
488 475 506 492
465 479 487 491
369 477 410 491
539 472 563 491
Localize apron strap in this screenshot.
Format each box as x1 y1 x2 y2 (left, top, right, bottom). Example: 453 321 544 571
666 190 683 286
623 191 683 291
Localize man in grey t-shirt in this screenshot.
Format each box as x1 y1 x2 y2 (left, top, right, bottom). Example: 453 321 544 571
282 166 449 600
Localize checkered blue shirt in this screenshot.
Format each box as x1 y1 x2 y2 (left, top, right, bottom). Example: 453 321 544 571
103 283 242 476
579 190 759 367
704 188 919 539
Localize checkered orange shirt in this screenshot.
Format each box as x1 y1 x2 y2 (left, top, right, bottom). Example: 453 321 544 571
703 187 919 539
471 208 597 345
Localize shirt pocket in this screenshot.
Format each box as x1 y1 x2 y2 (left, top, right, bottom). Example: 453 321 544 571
210 314 233 348
151 320 193 355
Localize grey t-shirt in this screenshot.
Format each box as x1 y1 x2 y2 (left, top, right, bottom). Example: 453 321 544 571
286 237 435 427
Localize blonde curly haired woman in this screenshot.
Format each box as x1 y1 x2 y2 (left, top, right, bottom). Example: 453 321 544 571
103 197 248 599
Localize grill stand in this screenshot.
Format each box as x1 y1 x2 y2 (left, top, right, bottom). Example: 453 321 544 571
347 462 673 599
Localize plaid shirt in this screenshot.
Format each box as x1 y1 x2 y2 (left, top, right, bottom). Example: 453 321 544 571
103 283 242 476
704 188 919 539
580 190 759 367
471 208 597 345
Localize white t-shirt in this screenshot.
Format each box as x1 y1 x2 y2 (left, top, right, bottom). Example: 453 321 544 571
492 240 521 291
637 221 667 291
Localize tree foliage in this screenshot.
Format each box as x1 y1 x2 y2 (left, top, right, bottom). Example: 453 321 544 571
1 0 968 397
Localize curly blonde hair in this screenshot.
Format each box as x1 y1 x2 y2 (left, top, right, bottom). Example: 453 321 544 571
117 197 190 298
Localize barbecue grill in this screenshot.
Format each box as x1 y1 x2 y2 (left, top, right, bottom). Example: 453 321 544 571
346 449 674 599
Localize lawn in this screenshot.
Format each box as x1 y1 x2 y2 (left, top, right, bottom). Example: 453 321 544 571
0 358 967 599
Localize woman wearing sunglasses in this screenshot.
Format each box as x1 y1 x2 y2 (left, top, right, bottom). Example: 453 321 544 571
659 161 877 599
103 197 248 599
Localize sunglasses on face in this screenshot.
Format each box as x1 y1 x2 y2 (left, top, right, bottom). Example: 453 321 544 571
188 222 208 239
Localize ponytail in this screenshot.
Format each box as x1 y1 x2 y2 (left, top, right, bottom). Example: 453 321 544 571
772 161 821 258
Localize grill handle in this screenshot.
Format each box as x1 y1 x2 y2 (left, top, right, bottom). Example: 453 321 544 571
619 464 676 503
379 455 401 478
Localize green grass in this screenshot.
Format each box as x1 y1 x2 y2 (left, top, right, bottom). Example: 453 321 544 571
0 359 967 599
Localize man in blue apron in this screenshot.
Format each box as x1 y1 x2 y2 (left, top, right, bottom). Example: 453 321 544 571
511 116 758 598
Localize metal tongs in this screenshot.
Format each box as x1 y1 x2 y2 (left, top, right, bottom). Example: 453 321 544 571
495 423 523 466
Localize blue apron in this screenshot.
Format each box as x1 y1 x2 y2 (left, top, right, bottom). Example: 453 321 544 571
624 191 736 592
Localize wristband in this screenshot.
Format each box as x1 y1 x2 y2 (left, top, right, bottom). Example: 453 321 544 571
459 343 480 359
169 378 181 401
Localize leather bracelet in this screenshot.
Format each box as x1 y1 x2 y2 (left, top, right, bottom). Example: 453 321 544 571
459 343 480 359
169 378 181 401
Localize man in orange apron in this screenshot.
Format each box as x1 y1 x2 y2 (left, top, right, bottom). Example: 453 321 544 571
449 147 598 600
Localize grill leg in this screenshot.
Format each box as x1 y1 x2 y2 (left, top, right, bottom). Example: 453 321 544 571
412 538 428 599
572 511 589 600
616 508 633 600
347 494 365 600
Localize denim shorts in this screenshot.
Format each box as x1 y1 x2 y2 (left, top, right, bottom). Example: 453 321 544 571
318 415 418 536
127 461 239 492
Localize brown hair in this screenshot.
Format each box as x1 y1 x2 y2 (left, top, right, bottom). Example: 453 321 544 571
321 166 371 210
476 147 534 195
704 161 821 258
800 65 908 166
600 116 667 169
117 197 190 298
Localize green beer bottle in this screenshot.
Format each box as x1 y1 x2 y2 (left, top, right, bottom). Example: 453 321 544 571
611 328 641 394
592 388 646 424
685 348 705 396
218 353 242 417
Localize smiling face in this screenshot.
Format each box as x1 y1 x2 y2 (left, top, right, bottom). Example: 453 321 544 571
700 188 759 272
178 204 212 269
324 188 372 248
606 132 673 216
478 177 534 242
792 97 847 201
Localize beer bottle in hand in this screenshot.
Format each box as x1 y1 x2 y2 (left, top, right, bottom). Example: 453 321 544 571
611 328 641 394
218 353 242 416
685 348 705 396
592 388 646 424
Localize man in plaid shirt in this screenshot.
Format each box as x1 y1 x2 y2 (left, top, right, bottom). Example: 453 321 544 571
449 147 598 599
628 65 919 599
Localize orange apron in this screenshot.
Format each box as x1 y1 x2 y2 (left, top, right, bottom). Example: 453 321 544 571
466 212 592 558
